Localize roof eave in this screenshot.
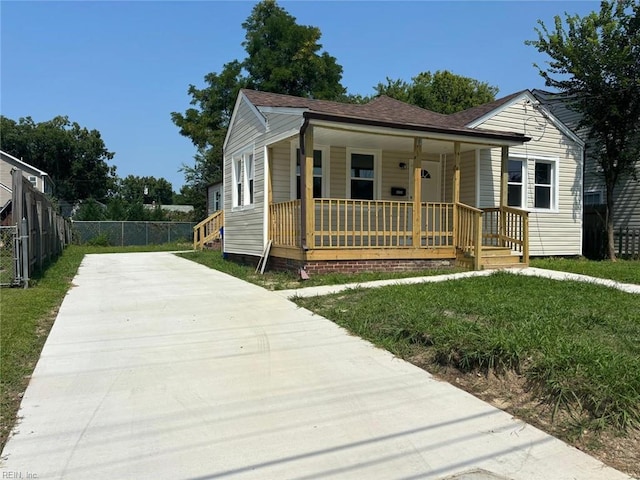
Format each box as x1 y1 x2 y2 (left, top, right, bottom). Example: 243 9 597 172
303 112 530 146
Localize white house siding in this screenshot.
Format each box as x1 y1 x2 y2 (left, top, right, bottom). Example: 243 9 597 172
460 151 476 206
269 141 291 204
475 98 583 256
329 147 347 198
223 98 267 257
381 151 412 201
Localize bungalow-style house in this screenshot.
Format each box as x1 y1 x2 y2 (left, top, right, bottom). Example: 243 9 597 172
1 150 54 208
208 89 584 273
533 90 640 242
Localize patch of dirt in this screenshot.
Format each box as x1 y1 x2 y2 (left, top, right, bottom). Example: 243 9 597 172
407 352 640 479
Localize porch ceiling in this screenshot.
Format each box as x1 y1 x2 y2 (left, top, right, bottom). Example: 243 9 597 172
314 126 501 154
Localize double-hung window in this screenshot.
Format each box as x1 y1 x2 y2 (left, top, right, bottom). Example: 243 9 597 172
233 157 243 207
349 152 376 200
232 150 255 208
533 160 557 210
507 159 525 207
244 153 254 205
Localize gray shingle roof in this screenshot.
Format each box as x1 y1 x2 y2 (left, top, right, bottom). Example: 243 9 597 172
240 89 531 139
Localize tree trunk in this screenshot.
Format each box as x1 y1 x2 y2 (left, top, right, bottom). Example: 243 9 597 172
605 180 617 261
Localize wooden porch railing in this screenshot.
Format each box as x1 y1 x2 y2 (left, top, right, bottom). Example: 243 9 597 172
269 199 456 249
193 210 224 250
456 202 483 269
420 202 455 247
270 199 301 248
482 206 529 261
267 199 528 268
313 199 413 248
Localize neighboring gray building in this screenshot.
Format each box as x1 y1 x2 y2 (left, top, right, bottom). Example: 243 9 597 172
1 150 54 208
533 90 640 233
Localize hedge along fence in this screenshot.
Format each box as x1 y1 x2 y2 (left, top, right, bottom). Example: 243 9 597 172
72 221 196 246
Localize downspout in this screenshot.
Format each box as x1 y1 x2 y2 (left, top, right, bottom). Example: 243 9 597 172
299 117 310 250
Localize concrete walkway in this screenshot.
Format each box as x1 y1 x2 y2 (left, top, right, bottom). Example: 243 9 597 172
1 253 634 480
277 266 640 299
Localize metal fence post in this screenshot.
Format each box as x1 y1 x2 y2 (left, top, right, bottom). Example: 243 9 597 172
21 217 29 289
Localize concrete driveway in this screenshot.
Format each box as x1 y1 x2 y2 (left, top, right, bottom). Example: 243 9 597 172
1 252 633 479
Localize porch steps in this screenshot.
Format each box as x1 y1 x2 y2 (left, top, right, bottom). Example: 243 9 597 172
457 247 527 271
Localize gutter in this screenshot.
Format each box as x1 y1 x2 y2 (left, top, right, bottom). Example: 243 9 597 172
302 111 531 145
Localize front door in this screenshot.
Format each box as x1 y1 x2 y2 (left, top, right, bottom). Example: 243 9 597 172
420 160 441 202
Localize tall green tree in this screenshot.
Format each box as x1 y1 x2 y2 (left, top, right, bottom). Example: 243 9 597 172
118 175 174 205
171 0 346 219
527 0 640 260
0 115 117 202
242 0 345 100
375 70 499 114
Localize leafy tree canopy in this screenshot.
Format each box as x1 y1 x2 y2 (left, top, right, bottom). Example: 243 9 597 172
374 70 499 114
0 115 117 202
117 175 174 205
241 0 345 100
527 0 640 259
171 0 346 219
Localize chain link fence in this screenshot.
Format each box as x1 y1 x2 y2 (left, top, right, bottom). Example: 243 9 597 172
72 221 196 246
0 225 19 286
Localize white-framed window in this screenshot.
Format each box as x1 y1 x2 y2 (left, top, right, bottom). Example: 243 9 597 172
232 149 255 208
507 159 525 207
584 190 603 206
28 175 38 188
533 159 557 210
347 148 380 200
244 153 254 206
232 156 243 207
290 144 329 200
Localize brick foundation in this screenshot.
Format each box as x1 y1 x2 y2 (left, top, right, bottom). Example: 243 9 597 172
224 252 455 276
301 258 454 275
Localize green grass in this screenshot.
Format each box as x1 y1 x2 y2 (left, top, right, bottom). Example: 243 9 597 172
531 257 640 285
0 242 191 448
177 249 463 290
294 272 640 432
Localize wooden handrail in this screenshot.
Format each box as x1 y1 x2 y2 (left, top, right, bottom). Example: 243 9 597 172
481 206 529 264
193 210 224 250
456 202 483 268
270 200 301 248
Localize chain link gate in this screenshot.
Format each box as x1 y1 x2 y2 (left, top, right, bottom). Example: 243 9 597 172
0 225 21 286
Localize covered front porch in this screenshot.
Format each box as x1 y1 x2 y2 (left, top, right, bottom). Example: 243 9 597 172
267 122 530 271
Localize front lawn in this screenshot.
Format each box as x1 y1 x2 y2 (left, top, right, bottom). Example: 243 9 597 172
294 272 640 477
177 249 462 290
531 257 640 284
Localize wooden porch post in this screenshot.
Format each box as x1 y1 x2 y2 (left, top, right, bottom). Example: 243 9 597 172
303 126 314 248
412 138 422 248
267 147 274 241
499 146 509 246
452 142 461 247
453 142 461 204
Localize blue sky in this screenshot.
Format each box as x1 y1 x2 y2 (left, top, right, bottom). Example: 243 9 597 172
1 1 599 191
